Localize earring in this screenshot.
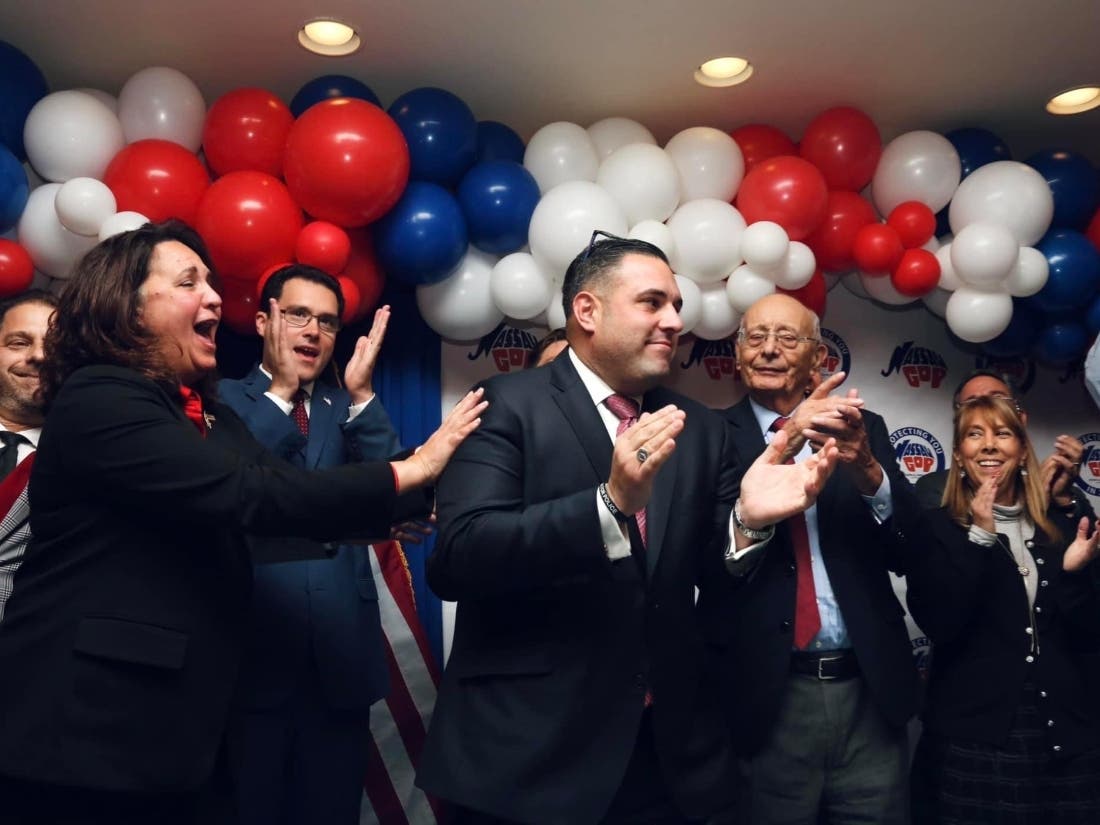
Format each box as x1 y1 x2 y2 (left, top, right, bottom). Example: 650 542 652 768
959 469 966 479
1020 467 1028 477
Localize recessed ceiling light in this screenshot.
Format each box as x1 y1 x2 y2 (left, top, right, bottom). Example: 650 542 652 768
695 56 754 88
298 19 361 56
1046 85 1100 115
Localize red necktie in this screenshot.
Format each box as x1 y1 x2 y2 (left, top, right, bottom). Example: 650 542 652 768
291 389 309 437
771 416 821 649
179 386 207 437
604 394 646 547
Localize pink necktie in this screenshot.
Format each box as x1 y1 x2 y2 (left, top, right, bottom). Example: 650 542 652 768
771 416 821 649
605 394 646 547
291 389 309 437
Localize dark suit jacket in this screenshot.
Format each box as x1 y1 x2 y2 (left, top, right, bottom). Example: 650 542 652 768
905 505 1100 756
417 355 739 824
0 366 408 794
707 396 921 757
219 365 401 710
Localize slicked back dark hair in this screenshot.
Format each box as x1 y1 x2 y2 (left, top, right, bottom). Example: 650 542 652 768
951 368 1020 408
561 235 669 321
0 289 57 329
41 220 216 407
258 264 345 320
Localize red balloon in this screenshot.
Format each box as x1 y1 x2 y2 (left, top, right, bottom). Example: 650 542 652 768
336 276 361 326
736 156 828 241
730 124 797 172
803 191 878 272
779 268 827 318
1088 207 1100 254
254 261 293 301
0 240 34 297
219 277 261 336
853 223 904 273
296 221 351 275
799 106 882 192
203 87 294 179
887 201 937 249
284 99 410 228
339 229 385 323
194 171 303 282
103 139 210 225
891 248 941 297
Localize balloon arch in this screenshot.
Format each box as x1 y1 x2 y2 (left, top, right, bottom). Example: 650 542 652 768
1 42 1099 365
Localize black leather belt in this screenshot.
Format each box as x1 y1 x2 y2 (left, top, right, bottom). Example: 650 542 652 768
790 649 859 681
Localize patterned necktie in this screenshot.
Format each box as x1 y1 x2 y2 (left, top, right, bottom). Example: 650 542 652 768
0 431 28 481
178 386 207 437
771 416 821 649
604 394 647 548
291 389 310 437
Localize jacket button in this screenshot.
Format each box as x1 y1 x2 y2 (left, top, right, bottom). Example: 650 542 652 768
1054 745 1063 753
781 619 792 631
1041 580 1049 587
1037 557 1045 565
1048 720 1055 728
1026 655 1035 663
1036 606 1043 613
1025 627 1033 635
1040 690 1048 698
1025 539 1035 548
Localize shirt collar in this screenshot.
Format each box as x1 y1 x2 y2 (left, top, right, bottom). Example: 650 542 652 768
568 349 641 410
0 424 40 447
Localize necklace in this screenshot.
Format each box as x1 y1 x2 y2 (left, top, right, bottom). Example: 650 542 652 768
992 502 1032 577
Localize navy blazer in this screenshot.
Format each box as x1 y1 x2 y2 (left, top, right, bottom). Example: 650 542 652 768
705 396 922 757
418 354 740 824
218 365 401 710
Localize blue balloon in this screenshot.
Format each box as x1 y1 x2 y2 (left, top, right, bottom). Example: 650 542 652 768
477 121 525 164
944 128 1011 180
373 182 468 286
1025 148 1099 231
1034 229 1100 314
388 87 477 188
1033 320 1089 365
290 74 381 117
457 161 540 255
0 41 49 161
0 144 28 234
982 300 1042 358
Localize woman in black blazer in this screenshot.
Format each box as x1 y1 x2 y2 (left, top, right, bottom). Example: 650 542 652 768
906 394 1100 823
0 221 484 825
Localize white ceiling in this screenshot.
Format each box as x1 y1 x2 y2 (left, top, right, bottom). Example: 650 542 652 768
2 0 1098 161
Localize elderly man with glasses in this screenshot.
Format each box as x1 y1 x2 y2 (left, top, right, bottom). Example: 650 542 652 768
914 369 1089 516
708 293 922 825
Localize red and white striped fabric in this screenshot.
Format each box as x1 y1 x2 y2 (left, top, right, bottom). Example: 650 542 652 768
361 540 447 825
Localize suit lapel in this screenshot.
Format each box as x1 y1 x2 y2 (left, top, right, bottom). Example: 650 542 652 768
725 396 767 463
549 357 613 482
305 385 339 469
240 364 269 402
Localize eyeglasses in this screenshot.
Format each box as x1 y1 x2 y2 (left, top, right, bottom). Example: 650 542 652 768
737 329 818 350
580 229 629 263
955 392 1021 413
281 307 341 335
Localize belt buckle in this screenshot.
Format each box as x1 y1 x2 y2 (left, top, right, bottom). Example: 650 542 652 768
817 654 843 681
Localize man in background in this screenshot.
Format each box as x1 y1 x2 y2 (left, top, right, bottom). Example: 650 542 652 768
219 264 400 825
0 289 56 622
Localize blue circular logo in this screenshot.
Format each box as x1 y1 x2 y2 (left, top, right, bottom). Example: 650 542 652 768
890 426 946 483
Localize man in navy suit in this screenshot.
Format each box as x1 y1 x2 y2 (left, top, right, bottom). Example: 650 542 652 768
219 264 400 825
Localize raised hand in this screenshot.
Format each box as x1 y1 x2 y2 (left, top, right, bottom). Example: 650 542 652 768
345 305 391 405
264 298 301 403
738 428 839 530
1063 517 1100 572
969 472 999 534
776 372 863 460
394 388 488 491
1041 434 1084 506
606 405 685 516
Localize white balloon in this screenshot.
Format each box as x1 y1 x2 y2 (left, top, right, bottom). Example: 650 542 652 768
871 130 961 215
948 161 1054 246
76 88 119 115
545 287 566 330
694 281 741 341
597 143 681 225
666 199 746 284
675 274 702 335
99 210 151 241
23 91 125 182
17 184 98 279
860 272 916 306
945 288 1013 343
922 287 952 318
490 252 553 320
727 265 777 312
118 66 206 151
416 247 504 342
950 221 1019 289
527 181 628 276
587 117 656 159
664 127 745 202
740 221 789 271
934 243 963 291
1004 246 1049 297
629 219 678 262
772 241 816 290
55 177 117 237
523 122 599 194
